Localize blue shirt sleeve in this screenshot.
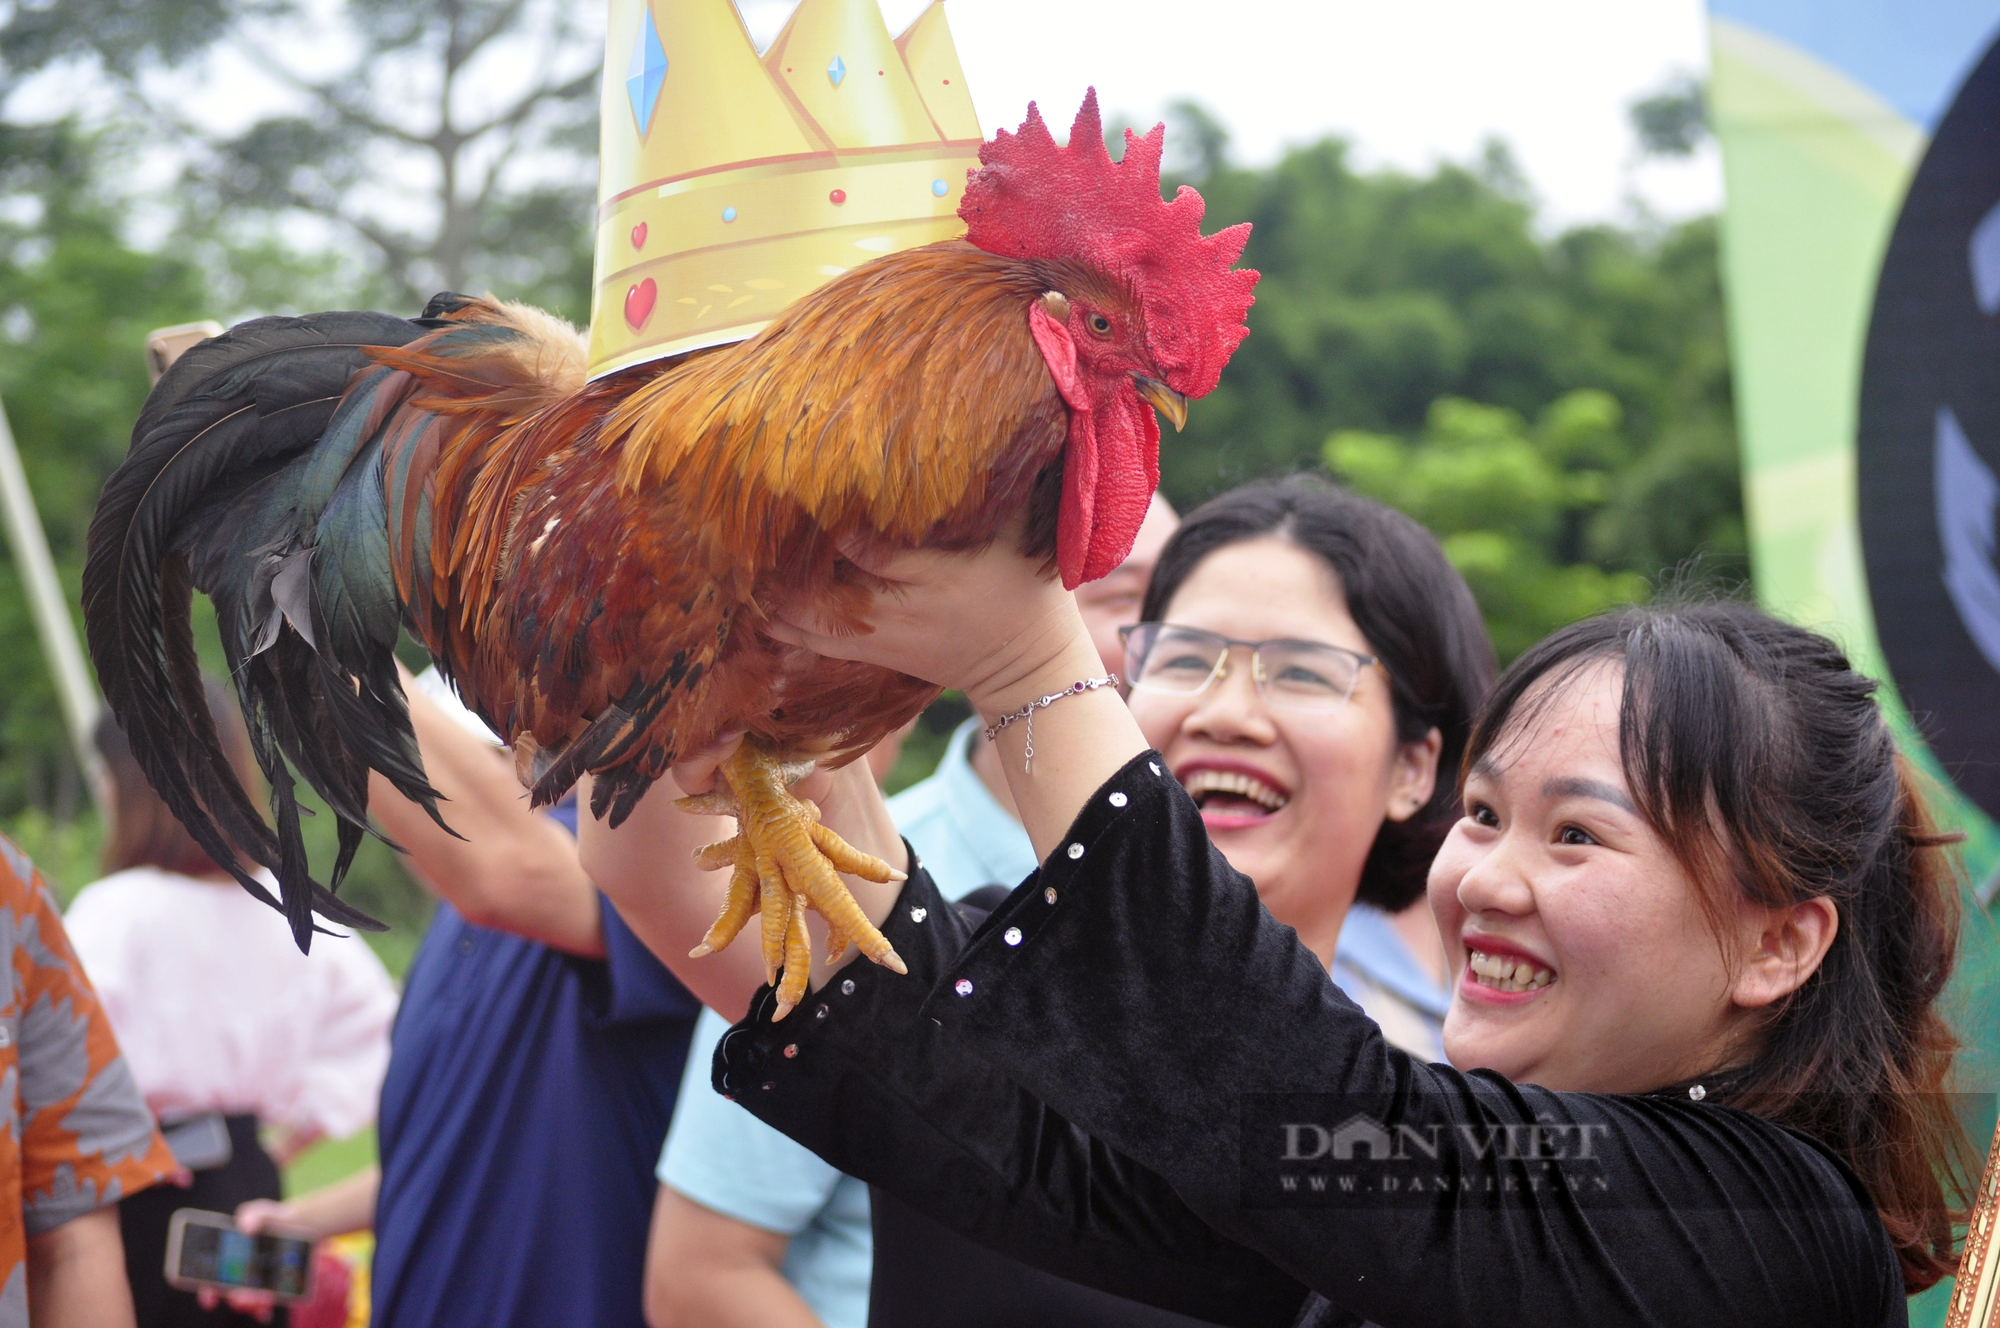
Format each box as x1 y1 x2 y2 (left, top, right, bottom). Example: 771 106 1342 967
591 895 703 1028
541 798 699 1028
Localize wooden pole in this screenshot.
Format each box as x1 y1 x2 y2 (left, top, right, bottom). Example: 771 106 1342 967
0 394 105 813
1949 1113 2000 1328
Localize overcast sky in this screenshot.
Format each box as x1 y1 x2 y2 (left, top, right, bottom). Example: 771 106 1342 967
13 0 1724 233
769 0 1724 228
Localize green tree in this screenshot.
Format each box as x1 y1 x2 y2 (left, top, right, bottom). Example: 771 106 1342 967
0 0 607 951
1630 76 1708 157
1150 106 1742 656
0 68 1745 914
0 122 206 818
3 0 601 318
1326 392 1648 660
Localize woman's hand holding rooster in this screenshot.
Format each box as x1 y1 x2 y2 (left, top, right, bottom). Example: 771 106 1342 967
762 532 1148 864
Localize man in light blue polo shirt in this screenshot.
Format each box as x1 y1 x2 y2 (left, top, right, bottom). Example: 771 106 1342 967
643 496 1176 1328
875 717 1035 897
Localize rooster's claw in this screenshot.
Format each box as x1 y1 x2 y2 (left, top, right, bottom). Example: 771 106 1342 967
677 737 906 1017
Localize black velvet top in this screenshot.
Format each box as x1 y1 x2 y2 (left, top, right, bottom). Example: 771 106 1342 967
716 751 1907 1328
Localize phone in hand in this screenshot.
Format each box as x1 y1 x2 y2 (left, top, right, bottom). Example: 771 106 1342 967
163 1208 315 1303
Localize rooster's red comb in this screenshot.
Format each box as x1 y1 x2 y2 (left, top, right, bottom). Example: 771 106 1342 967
960 89 1258 400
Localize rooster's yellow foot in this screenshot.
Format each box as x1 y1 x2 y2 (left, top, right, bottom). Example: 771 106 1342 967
677 737 907 1018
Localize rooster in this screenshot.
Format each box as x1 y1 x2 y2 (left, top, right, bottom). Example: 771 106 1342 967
83 92 1257 1014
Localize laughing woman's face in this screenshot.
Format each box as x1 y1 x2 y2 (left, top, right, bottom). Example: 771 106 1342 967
1428 663 1835 1092
1126 538 1440 963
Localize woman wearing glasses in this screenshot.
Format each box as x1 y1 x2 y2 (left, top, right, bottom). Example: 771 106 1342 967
1115 478 1492 1059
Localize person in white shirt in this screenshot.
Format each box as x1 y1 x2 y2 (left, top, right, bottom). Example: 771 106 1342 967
64 678 396 1328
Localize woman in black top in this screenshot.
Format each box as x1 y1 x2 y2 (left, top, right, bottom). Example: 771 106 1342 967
867 476 1494 1327
583 538 1970 1326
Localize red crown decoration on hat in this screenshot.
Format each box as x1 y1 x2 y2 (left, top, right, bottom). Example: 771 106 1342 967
958 88 1258 400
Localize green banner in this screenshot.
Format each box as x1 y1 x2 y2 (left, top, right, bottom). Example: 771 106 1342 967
1708 7 2000 1317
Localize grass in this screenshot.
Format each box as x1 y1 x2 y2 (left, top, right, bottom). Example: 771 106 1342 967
285 1127 377 1196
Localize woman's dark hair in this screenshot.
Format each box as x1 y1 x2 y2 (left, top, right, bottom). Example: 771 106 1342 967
1463 600 1971 1291
1141 474 1497 910
95 676 262 878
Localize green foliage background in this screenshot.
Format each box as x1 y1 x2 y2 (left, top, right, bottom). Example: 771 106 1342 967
1154 129 1743 659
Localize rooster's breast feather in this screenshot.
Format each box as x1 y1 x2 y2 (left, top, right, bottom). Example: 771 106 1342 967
604 240 1069 562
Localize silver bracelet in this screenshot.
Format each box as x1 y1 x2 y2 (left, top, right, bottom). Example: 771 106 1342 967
982 675 1120 773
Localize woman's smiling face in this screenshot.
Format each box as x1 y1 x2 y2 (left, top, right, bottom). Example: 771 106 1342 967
1128 537 1439 962
1430 662 1762 1092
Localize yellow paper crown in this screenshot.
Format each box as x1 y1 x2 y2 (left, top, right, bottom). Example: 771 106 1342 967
588 0 982 379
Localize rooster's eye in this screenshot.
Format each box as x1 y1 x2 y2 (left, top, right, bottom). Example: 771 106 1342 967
1087 313 1113 337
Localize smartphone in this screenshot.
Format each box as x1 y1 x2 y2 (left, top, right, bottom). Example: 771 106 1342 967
163 1209 315 1303
159 1113 233 1173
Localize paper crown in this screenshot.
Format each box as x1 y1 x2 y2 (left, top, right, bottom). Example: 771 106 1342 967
587 0 983 379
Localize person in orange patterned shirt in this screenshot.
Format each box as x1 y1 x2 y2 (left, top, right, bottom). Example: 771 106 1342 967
0 835 175 1327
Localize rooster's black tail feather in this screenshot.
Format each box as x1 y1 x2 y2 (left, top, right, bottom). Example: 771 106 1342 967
85 308 453 949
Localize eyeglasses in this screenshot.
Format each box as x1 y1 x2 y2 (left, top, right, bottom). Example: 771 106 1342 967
1118 623 1380 713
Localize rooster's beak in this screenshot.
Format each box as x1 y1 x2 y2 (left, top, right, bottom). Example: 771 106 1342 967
1131 374 1188 433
